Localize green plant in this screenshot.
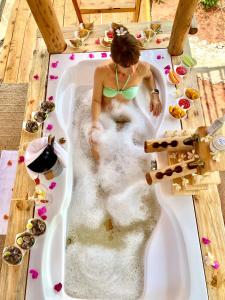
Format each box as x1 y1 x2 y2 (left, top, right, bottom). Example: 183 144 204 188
201 0 219 9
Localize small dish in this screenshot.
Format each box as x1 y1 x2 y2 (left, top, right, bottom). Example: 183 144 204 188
23 120 39 134
178 98 191 110
185 88 200 101
15 232 36 251
100 37 111 49
175 65 188 77
169 105 186 119
167 71 182 86
2 245 24 266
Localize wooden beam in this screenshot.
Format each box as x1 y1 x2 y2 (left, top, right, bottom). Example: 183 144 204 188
168 0 199 56
26 0 67 54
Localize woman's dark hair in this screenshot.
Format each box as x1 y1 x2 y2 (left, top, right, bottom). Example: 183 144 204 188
111 24 140 68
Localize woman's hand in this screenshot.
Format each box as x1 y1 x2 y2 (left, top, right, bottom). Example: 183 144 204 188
89 122 103 161
150 94 162 116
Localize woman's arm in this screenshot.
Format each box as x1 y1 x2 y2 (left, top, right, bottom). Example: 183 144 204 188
143 63 162 116
92 66 103 125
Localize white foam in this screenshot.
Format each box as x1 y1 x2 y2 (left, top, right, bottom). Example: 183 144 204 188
65 88 161 299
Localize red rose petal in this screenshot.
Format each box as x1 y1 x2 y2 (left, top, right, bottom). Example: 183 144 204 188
7 160 12 166
54 282 62 292
18 155 25 163
3 214 9 220
41 215 47 220
34 177 40 185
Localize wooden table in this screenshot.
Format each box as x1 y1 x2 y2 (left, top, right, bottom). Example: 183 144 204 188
0 22 225 300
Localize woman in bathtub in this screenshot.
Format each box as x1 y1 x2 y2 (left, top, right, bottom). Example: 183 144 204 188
90 25 162 160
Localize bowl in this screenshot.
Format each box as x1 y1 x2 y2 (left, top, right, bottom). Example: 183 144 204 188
169 105 187 120
185 88 200 101
178 98 191 110
175 65 188 77
167 71 182 86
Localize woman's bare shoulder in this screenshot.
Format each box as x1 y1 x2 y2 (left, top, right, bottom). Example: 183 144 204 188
95 60 112 75
138 61 151 77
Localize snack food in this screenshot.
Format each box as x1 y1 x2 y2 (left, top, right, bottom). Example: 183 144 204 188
178 98 191 110
150 23 161 34
181 55 197 68
25 120 39 133
143 28 155 41
78 28 89 39
34 111 48 123
3 246 23 265
185 88 200 100
41 101 55 113
70 38 82 48
27 218 46 236
176 66 188 76
169 105 186 119
16 232 35 250
168 70 182 85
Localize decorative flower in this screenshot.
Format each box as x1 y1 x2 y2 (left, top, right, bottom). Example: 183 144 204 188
29 269 39 279
172 183 181 191
54 282 62 292
38 206 47 217
33 74 39 80
89 53 94 59
69 54 75 60
49 181 57 190
48 96 54 101
49 75 58 80
51 61 59 68
18 155 25 163
205 252 215 266
187 149 199 160
181 177 189 187
116 27 127 36
202 237 211 245
46 124 53 131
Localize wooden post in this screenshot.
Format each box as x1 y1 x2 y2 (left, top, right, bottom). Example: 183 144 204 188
168 0 199 56
26 0 67 54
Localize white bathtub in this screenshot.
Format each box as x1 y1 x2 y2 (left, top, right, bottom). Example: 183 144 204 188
26 49 208 300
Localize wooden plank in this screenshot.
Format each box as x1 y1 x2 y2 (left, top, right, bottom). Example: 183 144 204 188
12 49 49 199
0 200 34 300
0 0 20 83
173 40 225 300
53 0 65 27
17 13 37 83
4 0 32 83
0 235 6 272
79 0 135 9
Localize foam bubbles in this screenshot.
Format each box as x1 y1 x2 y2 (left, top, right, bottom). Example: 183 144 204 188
65 88 161 299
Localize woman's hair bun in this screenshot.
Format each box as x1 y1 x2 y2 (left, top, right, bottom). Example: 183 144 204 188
111 23 129 37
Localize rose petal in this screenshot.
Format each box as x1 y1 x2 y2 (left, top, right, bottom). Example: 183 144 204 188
34 177 40 185
33 74 39 80
49 75 58 80
38 206 47 217
212 261 220 270
101 52 107 58
48 96 54 101
54 282 62 292
41 215 47 220
51 61 59 68
46 124 53 131
49 182 57 190
95 38 100 45
29 269 39 279
69 54 75 60
18 155 25 164
202 237 211 245
7 160 12 166
156 55 162 60
165 69 170 75
3 214 9 220
156 38 162 44
89 53 94 59
164 65 171 70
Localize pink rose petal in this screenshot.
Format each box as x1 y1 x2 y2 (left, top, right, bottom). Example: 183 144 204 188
164 65 171 70
69 54 75 60
33 74 39 80
41 215 47 220
101 52 107 58
29 269 39 279
165 69 170 75
18 155 25 163
49 75 58 80
46 124 53 131
89 53 94 59
51 61 59 68
38 206 47 217
156 55 162 60
54 282 62 292
95 38 100 45
48 96 54 101
212 261 220 270
49 181 57 190
202 237 211 245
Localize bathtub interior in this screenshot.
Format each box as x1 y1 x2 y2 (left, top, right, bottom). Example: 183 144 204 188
25 50 208 300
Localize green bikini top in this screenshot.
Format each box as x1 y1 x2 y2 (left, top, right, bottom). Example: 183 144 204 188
103 65 139 100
